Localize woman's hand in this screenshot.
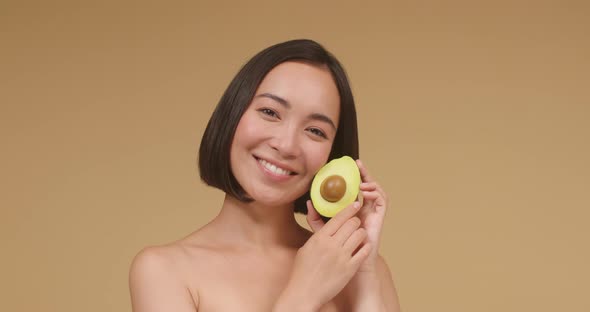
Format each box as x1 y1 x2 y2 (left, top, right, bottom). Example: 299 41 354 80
346 159 400 312
274 201 372 311
355 159 388 272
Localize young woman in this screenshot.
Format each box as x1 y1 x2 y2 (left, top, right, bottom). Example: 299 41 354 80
129 39 401 312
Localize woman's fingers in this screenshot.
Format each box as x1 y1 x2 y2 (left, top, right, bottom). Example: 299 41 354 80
343 227 367 255
360 182 378 191
356 160 388 215
333 217 361 245
350 242 372 267
320 201 361 236
361 191 379 202
356 159 374 183
306 200 325 233
361 191 387 215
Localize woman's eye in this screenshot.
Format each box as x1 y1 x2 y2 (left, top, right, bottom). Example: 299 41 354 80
258 108 279 119
308 128 327 139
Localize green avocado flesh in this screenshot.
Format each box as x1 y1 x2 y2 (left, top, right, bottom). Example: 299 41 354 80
310 156 361 217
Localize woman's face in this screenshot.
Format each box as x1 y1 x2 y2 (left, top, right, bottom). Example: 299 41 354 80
230 61 341 207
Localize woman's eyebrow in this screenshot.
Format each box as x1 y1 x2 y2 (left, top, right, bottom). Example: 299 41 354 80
257 93 290 108
308 113 337 131
256 92 337 131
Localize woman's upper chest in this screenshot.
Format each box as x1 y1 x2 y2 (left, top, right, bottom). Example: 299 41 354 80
183 249 348 311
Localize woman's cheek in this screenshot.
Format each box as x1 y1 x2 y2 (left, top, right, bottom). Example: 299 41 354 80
310 144 332 172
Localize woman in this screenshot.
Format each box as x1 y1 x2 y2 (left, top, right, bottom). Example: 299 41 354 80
129 39 401 311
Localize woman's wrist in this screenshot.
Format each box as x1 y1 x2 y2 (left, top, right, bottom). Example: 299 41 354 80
350 269 381 291
347 269 386 311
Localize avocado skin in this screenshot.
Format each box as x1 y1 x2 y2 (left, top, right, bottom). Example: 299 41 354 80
310 156 361 217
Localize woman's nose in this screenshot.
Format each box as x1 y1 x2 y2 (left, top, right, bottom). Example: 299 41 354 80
269 127 301 159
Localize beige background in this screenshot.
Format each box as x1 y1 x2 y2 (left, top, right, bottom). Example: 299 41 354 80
1 0 589 311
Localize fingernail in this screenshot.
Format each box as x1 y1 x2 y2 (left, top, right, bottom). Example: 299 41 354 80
353 202 360 209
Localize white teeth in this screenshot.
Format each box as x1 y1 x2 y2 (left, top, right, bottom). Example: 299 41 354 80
258 158 292 176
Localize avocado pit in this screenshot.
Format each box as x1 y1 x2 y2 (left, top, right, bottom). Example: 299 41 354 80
320 175 347 202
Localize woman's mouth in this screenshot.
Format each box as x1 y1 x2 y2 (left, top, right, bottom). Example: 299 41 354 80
254 156 297 176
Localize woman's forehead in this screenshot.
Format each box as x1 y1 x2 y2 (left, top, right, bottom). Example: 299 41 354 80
255 61 340 117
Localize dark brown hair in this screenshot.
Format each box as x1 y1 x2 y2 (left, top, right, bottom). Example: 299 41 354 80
198 39 359 214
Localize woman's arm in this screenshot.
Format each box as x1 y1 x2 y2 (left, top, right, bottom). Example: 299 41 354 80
346 255 401 312
377 255 402 311
346 160 400 311
129 247 198 312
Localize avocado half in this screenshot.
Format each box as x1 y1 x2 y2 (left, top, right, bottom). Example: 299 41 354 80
310 156 361 217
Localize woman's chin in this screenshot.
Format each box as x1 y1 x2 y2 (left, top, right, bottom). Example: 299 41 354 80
248 193 301 209
240 182 309 209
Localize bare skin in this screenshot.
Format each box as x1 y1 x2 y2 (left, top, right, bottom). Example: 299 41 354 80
129 195 397 311
129 61 401 311
130 196 355 311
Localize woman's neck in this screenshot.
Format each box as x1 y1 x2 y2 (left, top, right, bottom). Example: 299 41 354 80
209 194 309 250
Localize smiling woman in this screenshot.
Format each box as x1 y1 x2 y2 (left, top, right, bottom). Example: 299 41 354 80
128 39 401 312
198 40 359 214
230 61 340 207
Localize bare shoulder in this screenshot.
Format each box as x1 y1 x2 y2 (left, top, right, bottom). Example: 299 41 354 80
129 243 199 312
130 244 187 283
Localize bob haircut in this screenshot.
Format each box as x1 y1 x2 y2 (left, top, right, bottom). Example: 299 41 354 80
198 39 359 215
